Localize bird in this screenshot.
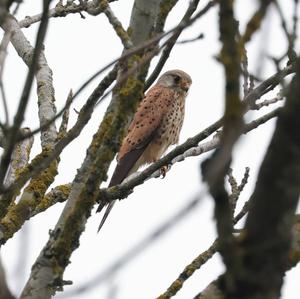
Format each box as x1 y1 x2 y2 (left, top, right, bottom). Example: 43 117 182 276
96 69 192 232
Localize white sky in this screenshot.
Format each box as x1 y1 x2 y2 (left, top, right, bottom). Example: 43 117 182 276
1 0 300 298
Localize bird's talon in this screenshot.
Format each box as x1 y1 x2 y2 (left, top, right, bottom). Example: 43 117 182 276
160 165 169 178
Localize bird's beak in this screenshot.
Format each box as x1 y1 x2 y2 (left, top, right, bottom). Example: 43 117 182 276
181 82 190 92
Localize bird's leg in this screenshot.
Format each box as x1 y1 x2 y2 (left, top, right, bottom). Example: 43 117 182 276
159 164 171 178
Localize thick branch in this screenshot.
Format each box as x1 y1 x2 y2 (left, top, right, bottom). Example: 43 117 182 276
1 8 57 150
194 216 300 299
229 57 300 298
201 2 243 295
0 6 53 196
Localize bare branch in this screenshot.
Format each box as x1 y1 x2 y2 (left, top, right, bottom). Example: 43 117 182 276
0 30 11 125
30 184 71 217
0 80 8 125
156 240 219 299
292 0 299 49
58 90 73 135
176 32 204 44
0 128 3 147
273 0 297 62
194 215 300 299
102 1 133 49
0 183 71 245
244 63 294 108
0 17 11 78
18 0 118 28
252 92 284 110
227 168 239 215
239 0 273 46
155 0 179 34
200 2 244 291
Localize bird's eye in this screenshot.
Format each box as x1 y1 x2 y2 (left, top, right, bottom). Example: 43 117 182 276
173 75 181 84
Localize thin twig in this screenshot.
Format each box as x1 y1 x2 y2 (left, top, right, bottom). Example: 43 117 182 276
0 80 8 125
227 168 239 215
58 90 73 135
292 0 299 48
177 32 204 44
102 2 133 49
237 29 250 96
239 0 273 47
244 63 294 108
18 0 118 28
0 30 11 125
253 92 284 110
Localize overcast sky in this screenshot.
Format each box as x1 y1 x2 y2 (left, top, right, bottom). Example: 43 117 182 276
1 1 300 298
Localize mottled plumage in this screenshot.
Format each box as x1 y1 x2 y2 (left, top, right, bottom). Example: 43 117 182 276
97 70 192 232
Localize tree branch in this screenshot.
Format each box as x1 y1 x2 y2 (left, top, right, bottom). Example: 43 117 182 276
101 1 133 49
194 215 300 299
201 2 243 294
228 56 300 299
18 0 118 28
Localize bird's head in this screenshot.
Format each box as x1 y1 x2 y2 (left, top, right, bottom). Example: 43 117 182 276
157 69 192 93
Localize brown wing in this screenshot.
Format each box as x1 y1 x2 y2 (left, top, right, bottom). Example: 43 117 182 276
108 85 174 187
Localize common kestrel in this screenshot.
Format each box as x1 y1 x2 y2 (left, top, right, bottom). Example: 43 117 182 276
97 69 192 232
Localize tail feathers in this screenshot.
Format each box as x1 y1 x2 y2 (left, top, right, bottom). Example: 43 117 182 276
96 200 107 214
96 144 150 233
97 200 116 233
